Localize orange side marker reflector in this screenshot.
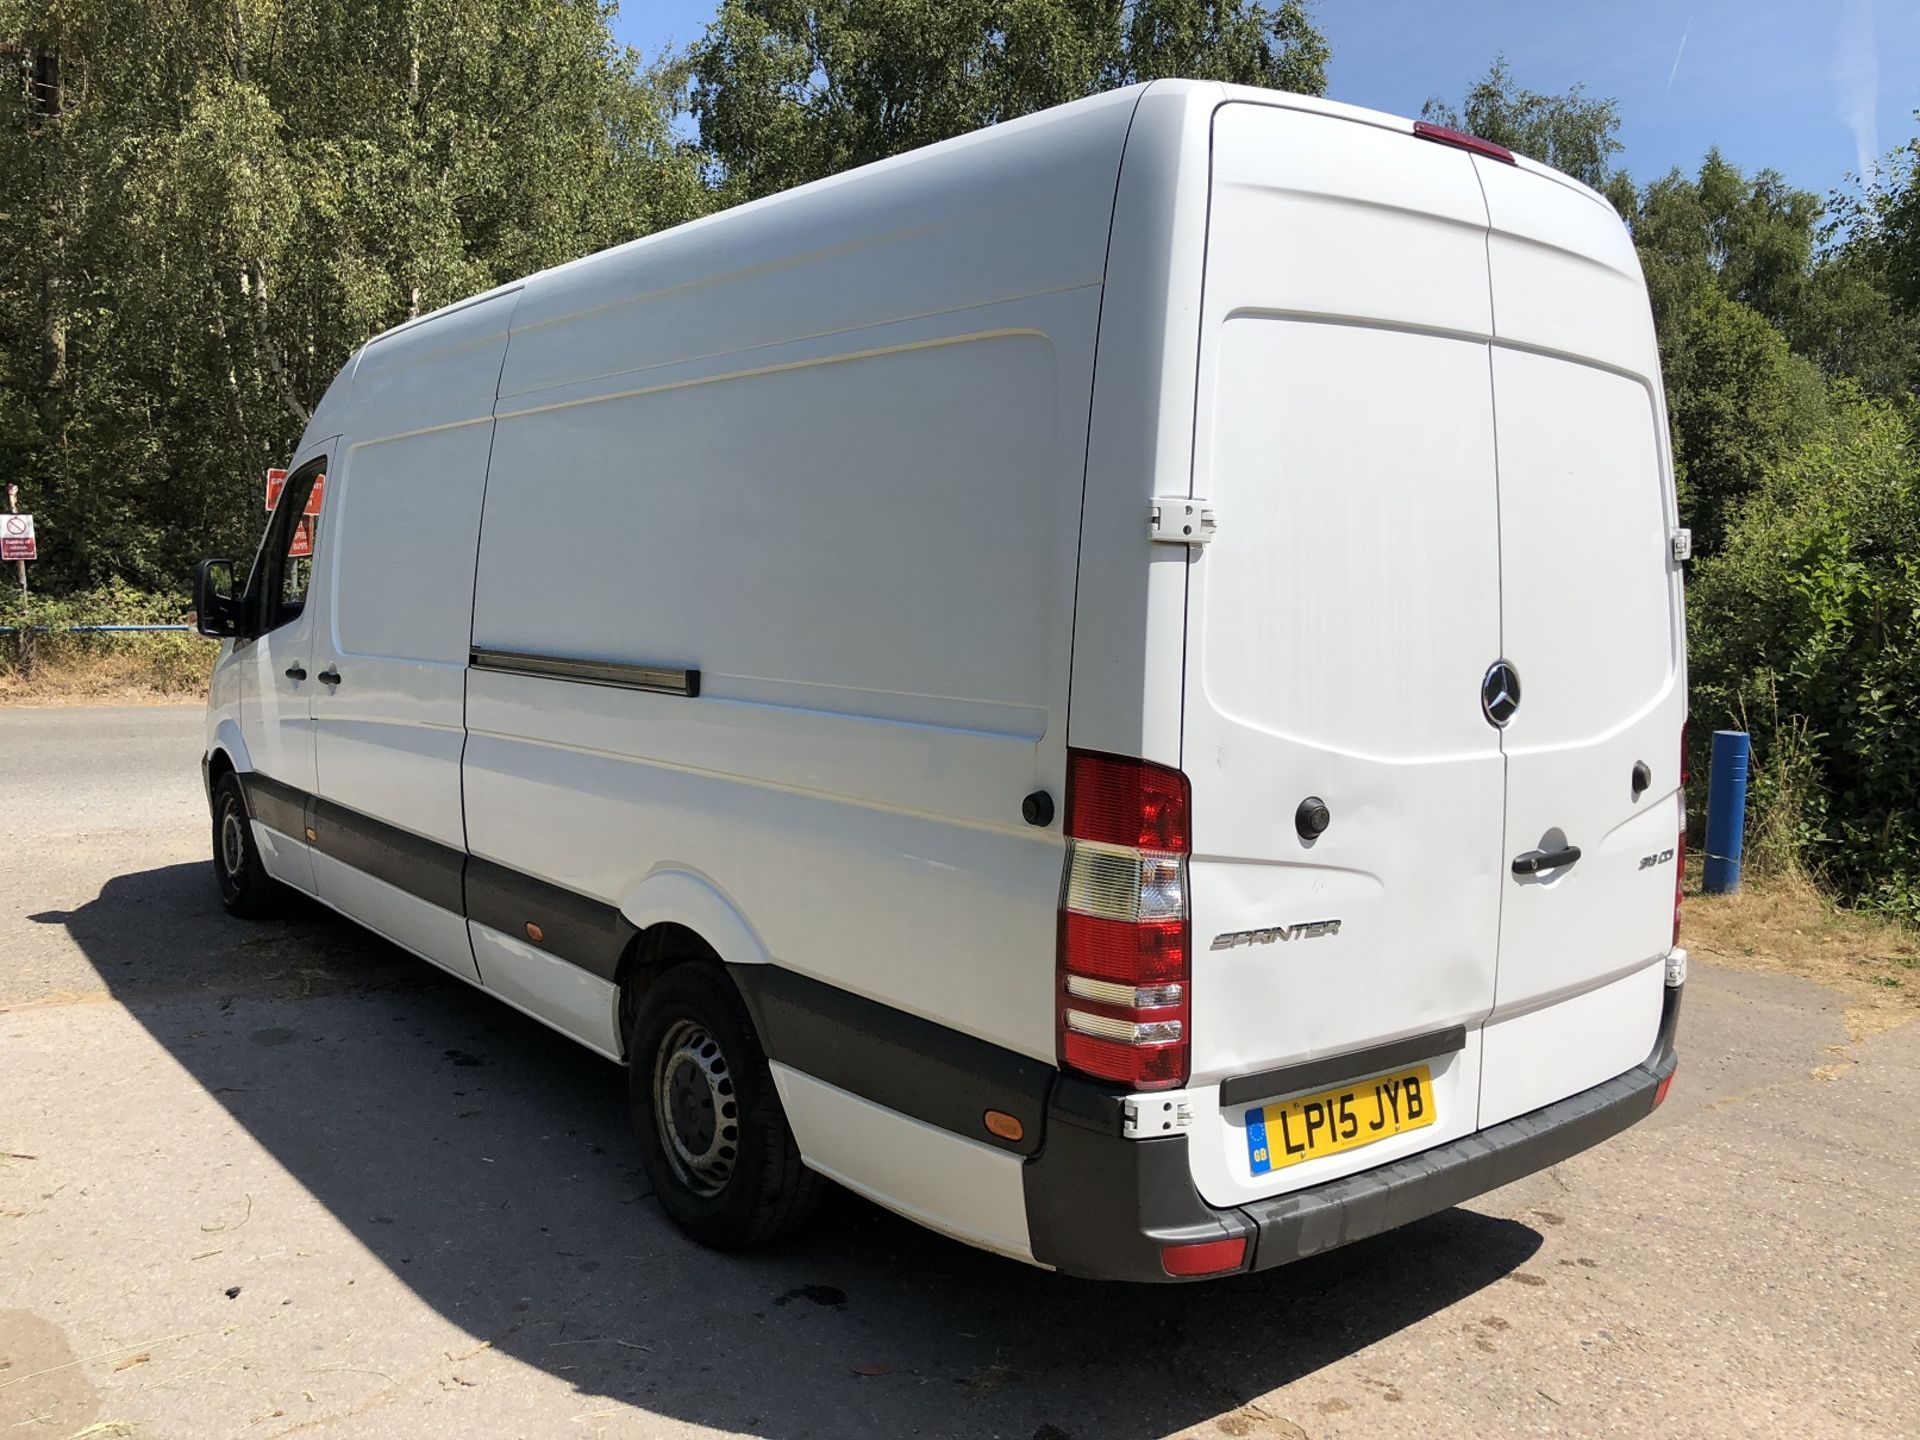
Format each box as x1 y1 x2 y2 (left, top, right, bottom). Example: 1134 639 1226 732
305 827 317 842
525 922 544 944
983 1110 1024 1142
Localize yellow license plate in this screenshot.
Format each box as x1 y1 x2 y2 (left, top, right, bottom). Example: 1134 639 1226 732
1245 1064 1435 1175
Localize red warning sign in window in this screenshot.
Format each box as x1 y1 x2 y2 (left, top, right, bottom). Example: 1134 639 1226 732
264 469 325 516
266 468 324 559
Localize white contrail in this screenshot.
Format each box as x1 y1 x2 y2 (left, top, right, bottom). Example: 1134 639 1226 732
1833 0 1880 184
1664 15 1692 100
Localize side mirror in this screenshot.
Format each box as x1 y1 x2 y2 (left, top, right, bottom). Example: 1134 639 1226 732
194 558 243 638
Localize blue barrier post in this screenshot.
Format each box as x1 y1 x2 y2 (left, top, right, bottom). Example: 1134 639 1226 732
1702 730 1751 895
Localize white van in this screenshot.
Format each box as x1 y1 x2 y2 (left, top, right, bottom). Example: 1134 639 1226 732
195 80 1687 1282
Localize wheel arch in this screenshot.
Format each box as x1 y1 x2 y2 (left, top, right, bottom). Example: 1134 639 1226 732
613 870 773 1060
208 717 253 781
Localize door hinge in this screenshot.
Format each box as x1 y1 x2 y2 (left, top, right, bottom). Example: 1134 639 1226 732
1670 527 1693 562
1149 497 1217 546
1122 1093 1194 1137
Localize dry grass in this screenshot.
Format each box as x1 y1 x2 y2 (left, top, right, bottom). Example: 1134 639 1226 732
0 642 212 706
1685 868 1920 1039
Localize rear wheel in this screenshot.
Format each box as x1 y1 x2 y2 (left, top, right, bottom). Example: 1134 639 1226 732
211 771 283 919
628 963 822 1250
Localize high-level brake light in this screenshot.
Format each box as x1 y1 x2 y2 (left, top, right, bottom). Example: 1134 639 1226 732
1412 120 1518 165
1057 750 1192 1089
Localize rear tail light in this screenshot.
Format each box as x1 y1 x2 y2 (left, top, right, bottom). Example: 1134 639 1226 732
1653 1067 1677 1109
1412 120 1517 165
1058 750 1191 1090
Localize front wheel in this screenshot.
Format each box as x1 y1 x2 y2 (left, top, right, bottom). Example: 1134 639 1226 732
628 963 822 1250
211 771 284 919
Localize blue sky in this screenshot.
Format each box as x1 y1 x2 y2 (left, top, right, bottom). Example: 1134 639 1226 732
609 0 1920 200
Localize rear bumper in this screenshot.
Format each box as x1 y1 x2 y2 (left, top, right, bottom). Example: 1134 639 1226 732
1024 983 1683 1282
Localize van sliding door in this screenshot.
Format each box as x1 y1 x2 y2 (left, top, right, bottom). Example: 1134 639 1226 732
306 290 518 984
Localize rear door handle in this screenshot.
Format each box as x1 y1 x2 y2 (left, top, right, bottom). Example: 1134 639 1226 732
284 664 307 681
318 665 341 685
1512 844 1581 875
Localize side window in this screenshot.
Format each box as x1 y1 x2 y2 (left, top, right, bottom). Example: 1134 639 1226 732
249 458 325 635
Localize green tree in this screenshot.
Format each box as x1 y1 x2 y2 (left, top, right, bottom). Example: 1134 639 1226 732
1841 118 1920 313
1689 388 1920 914
1632 152 1823 342
1810 126 1920 393
1660 286 1827 555
690 0 1329 201
1420 54 1621 189
0 0 707 590
1122 0 1327 91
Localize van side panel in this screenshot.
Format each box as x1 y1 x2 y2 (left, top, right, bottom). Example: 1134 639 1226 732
497 90 1141 402
478 334 1062 724
464 87 1131 1064
771 1065 1035 1263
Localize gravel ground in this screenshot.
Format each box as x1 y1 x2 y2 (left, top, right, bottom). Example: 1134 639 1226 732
2 705 1916 1439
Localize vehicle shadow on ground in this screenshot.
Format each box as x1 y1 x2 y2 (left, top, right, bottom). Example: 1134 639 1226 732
46 862 1545 1440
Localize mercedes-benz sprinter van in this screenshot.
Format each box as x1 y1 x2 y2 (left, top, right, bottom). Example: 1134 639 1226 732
194 80 1687 1282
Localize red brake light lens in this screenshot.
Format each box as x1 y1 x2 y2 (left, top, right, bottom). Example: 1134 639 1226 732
1064 1028 1188 1089
1412 120 1517 165
1066 751 1191 852
1059 912 1186 987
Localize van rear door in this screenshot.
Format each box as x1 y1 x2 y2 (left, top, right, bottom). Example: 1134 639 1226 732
1471 157 1687 1126
1178 103 1506 1208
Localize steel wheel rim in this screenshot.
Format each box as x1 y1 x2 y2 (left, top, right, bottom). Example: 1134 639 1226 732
219 799 247 878
651 1017 739 1198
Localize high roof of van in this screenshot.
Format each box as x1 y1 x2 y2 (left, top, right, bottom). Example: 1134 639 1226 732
302 77 1633 447
350 78 1618 369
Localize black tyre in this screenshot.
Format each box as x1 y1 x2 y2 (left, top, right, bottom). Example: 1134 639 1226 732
628 963 822 1250
211 770 283 919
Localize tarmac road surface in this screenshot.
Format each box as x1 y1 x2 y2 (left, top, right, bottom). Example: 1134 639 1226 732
3 705 1916 1439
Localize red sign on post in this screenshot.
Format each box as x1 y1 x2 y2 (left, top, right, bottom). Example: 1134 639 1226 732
2 513 35 561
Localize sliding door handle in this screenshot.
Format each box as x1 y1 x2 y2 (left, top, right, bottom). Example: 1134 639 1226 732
1512 844 1581 875
284 664 307 681
318 665 341 685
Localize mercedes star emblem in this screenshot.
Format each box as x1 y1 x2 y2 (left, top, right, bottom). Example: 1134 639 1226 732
1482 660 1521 727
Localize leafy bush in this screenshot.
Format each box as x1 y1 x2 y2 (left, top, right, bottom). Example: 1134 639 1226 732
0 580 214 696
1688 388 1920 917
